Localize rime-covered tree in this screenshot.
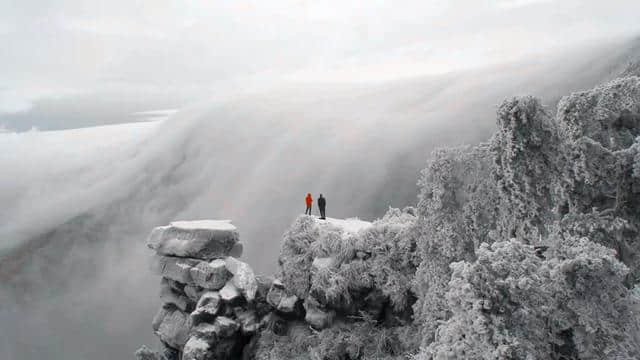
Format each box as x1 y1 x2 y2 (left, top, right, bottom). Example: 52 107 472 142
412 76 640 354
490 96 562 244
556 77 640 282
420 238 640 360
412 144 499 344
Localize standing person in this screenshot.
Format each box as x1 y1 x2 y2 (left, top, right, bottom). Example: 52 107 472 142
318 194 326 220
305 193 313 215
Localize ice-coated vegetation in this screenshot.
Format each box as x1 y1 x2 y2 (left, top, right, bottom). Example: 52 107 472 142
249 75 640 360
411 76 640 359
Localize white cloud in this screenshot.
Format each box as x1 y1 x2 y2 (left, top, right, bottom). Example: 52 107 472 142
497 0 554 8
0 0 639 117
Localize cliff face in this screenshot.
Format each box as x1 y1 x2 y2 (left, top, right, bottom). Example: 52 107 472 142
138 210 419 360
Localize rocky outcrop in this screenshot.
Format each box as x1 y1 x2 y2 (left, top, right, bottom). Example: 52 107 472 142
138 211 419 359
148 220 240 260
138 220 262 360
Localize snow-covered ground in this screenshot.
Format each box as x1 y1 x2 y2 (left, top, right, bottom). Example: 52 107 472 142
170 219 236 231
319 217 372 239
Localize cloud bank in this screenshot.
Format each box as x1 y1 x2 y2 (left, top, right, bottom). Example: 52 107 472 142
1 37 640 360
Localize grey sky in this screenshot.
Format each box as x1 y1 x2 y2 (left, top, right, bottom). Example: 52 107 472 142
1 0 640 129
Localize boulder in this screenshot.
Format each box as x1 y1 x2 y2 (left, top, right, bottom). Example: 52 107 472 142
214 316 240 338
163 277 185 292
219 281 242 304
189 259 230 290
182 336 211 360
304 298 335 330
266 281 286 308
260 312 288 336
155 307 191 349
224 257 258 301
135 345 167 360
255 275 274 300
277 294 299 314
160 343 180 360
235 308 259 335
147 220 239 260
184 285 203 302
152 256 198 284
190 291 222 326
160 279 191 312
152 306 172 332
190 323 218 343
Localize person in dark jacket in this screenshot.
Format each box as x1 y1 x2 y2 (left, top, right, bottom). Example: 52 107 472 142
318 194 326 219
305 193 313 215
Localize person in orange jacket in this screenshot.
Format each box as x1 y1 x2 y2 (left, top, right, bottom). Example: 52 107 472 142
305 193 313 215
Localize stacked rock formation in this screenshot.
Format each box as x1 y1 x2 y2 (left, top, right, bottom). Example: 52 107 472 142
138 220 309 360
137 215 420 359
143 220 258 359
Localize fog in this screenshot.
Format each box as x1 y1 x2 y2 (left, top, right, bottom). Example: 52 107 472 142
2 1 640 359
1 37 639 359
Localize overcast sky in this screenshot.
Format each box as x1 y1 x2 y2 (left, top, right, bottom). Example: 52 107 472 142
1 0 640 129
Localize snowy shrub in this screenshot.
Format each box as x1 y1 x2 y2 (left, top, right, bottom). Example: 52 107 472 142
279 209 418 315
308 320 420 360
419 237 640 360
278 215 321 298
253 320 419 360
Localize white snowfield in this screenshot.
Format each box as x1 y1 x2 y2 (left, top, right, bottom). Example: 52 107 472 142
316 217 372 239
147 219 240 260
170 220 236 231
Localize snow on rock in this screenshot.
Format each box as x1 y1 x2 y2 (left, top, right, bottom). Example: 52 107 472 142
155 307 191 349
152 307 171 332
190 292 221 326
314 217 373 239
213 316 240 338
152 256 198 284
266 280 286 308
160 279 192 312
235 309 259 335
135 345 167 360
189 259 230 290
277 294 299 314
219 280 241 303
183 285 203 302
182 337 211 360
224 256 258 301
147 220 239 260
